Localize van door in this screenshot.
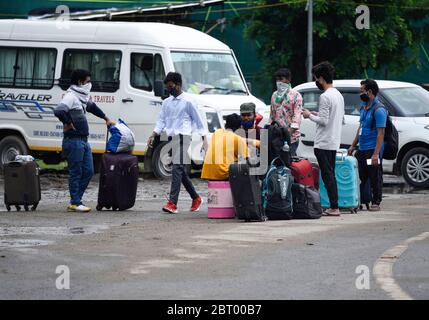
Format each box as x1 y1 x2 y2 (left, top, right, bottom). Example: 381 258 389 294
120 49 166 155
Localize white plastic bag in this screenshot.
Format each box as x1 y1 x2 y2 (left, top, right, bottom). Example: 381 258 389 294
107 119 135 153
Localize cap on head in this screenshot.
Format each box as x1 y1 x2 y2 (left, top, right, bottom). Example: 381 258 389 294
240 102 256 114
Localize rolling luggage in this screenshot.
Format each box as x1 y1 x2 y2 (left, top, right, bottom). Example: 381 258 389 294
96 152 139 211
4 161 41 211
319 153 360 213
289 157 315 187
291 183 322 219
229 163 266 222
262 158 293 220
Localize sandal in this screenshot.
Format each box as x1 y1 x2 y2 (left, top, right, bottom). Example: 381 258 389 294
369 204 381 212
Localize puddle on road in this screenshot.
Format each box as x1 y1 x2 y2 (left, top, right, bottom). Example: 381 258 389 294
0 225 110 248
0 239 53 248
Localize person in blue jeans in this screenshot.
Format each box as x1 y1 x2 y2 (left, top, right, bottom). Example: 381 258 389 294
54 69 114 212
348 79 387 211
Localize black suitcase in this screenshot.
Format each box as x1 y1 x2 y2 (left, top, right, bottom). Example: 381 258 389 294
229 163 266 222
291 183 323 219
4 161 41 211
96 153 139 211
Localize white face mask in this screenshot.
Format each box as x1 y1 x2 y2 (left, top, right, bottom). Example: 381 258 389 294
80 82 92 94
276 81 290 94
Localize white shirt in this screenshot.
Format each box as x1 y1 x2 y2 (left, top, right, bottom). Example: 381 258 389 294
309 87 345 150
154 93 207 137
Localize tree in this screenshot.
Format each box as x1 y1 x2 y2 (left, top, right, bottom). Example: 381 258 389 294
239 0 429 99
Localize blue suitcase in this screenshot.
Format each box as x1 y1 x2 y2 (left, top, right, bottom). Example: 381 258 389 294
319 153 360 213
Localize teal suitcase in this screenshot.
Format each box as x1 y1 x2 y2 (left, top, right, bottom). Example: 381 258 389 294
319 153 360 213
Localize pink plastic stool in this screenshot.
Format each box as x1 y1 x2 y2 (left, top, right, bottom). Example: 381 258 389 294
207 181 235 219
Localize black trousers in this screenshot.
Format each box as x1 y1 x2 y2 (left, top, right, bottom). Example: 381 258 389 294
314 148 338 209
356 149 383 205
169 135 199 205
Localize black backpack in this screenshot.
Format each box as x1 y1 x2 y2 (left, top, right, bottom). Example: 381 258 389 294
291 183 322 219
372 102 399 160
265 121 292 166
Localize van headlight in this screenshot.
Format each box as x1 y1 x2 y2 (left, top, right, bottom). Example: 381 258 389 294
206 112 221 133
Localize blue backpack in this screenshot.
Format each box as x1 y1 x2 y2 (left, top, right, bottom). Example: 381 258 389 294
262 158 294 220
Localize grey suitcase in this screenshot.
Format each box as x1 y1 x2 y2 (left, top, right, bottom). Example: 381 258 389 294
4 161 41 211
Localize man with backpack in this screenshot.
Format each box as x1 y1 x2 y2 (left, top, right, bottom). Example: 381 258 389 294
347 79 387 211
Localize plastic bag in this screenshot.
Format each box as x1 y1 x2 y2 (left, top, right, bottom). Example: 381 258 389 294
107 119 135 153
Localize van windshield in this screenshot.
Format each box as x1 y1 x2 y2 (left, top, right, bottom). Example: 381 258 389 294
171 52 247 95
382 87 429 117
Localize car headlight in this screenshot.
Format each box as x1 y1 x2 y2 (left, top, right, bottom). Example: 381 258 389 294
206 112 221 133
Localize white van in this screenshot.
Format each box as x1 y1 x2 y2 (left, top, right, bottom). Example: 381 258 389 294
0 20 269 178
295 80 429 188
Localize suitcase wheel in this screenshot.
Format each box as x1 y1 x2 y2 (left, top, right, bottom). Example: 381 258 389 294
31 204 38 211
96 205 103 211
15 205 21 212
112 207 118 211
24 205 29 212
350 208 358 214
6 205 11 212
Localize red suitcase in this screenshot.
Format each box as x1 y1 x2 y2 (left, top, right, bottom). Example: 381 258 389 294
312 163 320 190
290 157 315 187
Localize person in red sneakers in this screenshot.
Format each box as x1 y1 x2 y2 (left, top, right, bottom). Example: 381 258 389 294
147 72 208 214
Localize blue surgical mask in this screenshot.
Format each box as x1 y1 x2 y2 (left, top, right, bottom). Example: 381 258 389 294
241 120 254 129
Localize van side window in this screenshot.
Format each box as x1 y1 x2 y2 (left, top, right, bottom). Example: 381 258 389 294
0 47 56 89
61 49 121 92
130 53 165 92
301 91 321 111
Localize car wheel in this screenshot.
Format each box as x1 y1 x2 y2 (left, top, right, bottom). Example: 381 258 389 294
401 147 429 188
0 135 29 172
152 141 173 179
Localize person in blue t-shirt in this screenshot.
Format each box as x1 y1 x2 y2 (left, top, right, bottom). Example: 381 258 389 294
348 79 387 211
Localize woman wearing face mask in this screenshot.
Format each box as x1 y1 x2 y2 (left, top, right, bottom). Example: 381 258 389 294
54 69 114 212
269 68 303 156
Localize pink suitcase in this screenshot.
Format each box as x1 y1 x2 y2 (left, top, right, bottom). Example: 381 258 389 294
207 181 236 219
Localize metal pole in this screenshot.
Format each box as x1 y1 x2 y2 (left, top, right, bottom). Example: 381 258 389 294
307 0 313 82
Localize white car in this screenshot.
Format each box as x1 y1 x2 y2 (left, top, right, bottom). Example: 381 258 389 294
294 80 429 188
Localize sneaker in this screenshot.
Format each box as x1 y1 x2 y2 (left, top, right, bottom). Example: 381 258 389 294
67 204 91 213
190 197 203 212
162 201 178 214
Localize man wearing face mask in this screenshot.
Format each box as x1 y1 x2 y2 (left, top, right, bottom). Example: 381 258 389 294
240 102 262 141
54 69 114 212
302 61 344 216
147 72 208 214
270 68 303 156
347 79 387 212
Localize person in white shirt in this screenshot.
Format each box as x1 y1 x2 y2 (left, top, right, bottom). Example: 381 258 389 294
148 72 208 214
302 61 345 216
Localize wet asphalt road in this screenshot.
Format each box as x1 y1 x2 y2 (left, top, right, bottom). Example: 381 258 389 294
0 173 428 300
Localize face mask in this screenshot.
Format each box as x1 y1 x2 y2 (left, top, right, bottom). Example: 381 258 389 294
276 81 290 93
315 80 324 91
360 93 370 102
80 82 92 94
241 120 254 129
169 86 178 97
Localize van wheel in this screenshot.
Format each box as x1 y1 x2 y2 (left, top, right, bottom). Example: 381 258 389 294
152 141 173 179
0 135 29 172
401 147 429 188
